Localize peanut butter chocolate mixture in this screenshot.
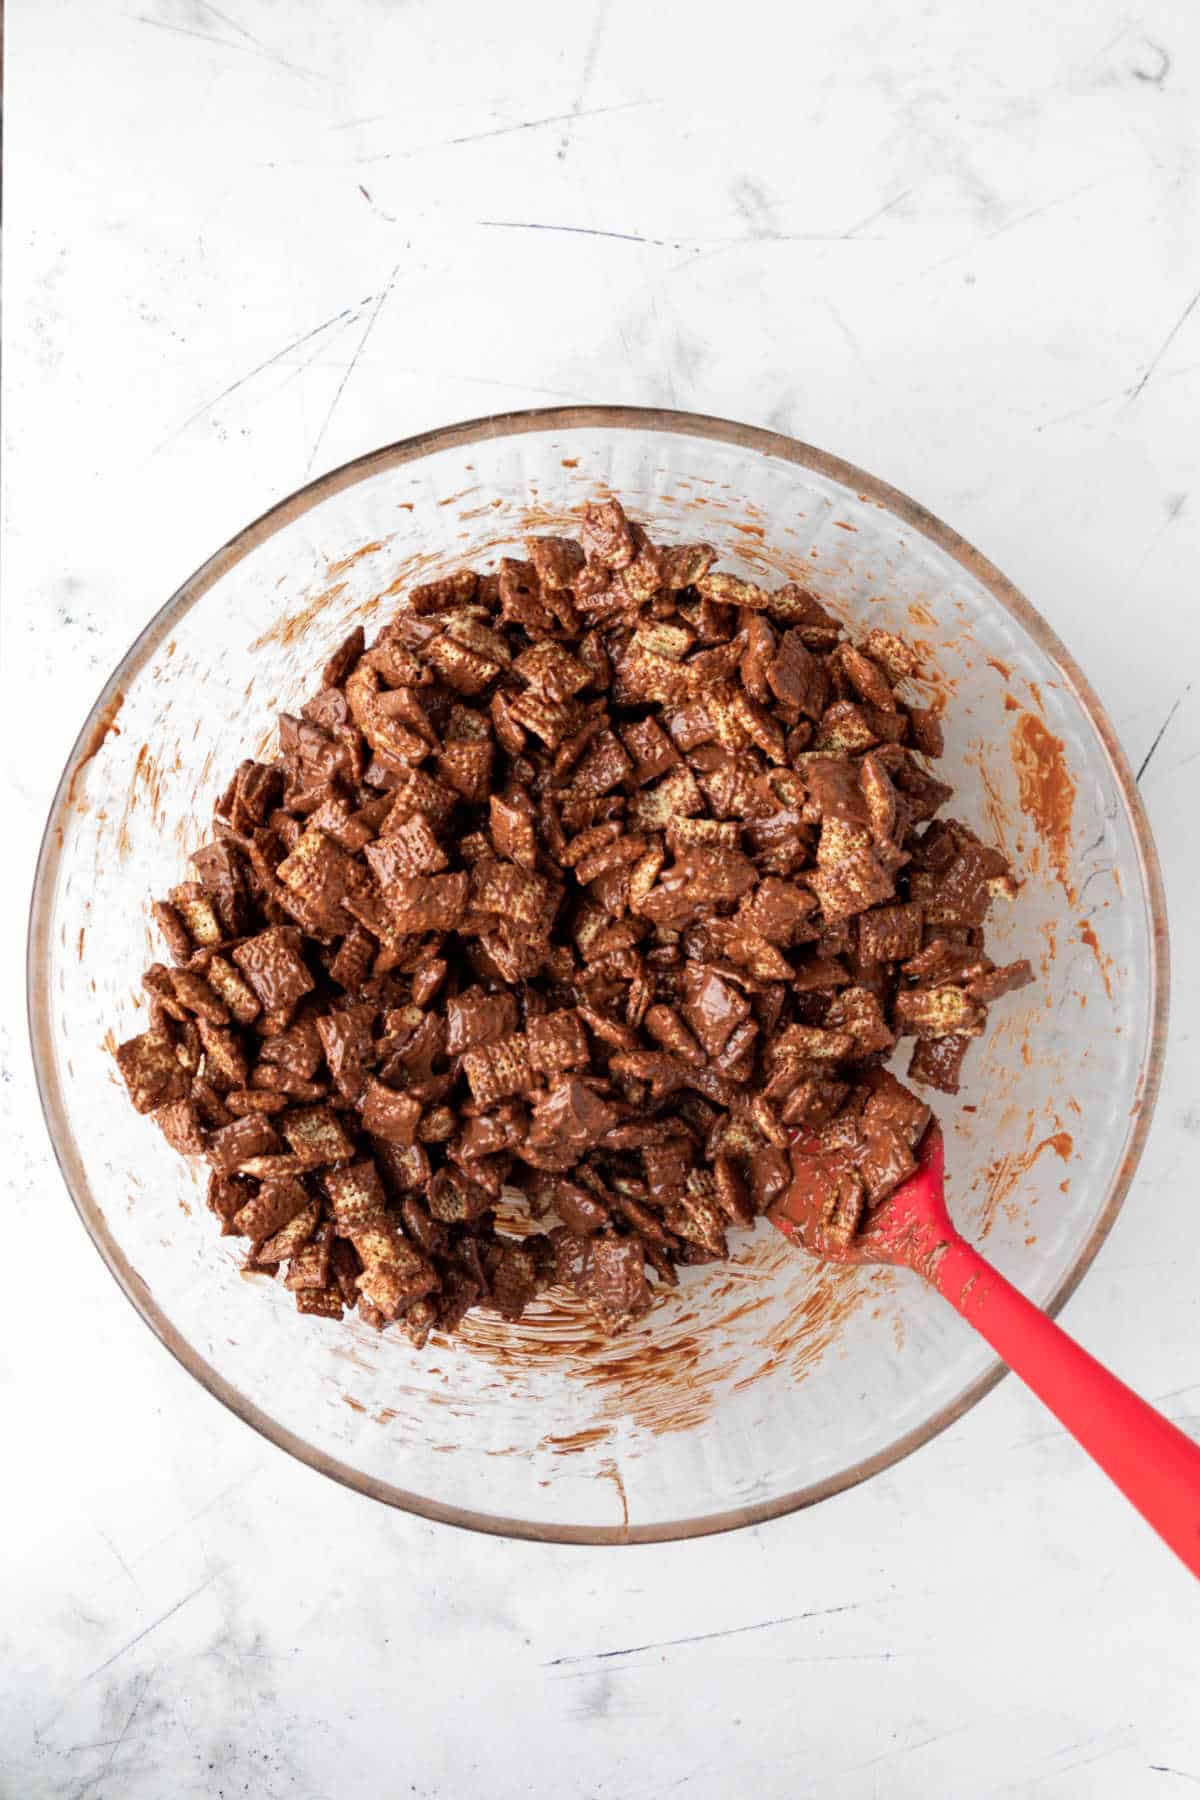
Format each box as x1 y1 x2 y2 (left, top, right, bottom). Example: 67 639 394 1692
114 498 1032 1342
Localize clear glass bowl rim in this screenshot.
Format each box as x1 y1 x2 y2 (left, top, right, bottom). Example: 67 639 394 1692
27 405 1171 1544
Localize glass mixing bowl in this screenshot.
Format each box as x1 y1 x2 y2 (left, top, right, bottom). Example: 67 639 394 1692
29 408 1168 1542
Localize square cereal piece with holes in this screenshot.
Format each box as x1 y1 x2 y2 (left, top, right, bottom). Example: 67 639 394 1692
716 923 792 982
506 689 580 750
858 751 898 843
258 1010 325 1079
767 630 830 721
664 1186 727 1259
568 730 632 798
325 1158 389 1234
487 1242 539 1322
203 955 261 1025
321 624 365 689
356 1243 438 1321
364 814 447 885
226 758 282 831
169 883 223 947
824 985 896 1058
275 827 364 929
368 1144 429 1202
425 632 500 697
626 842 665 911
740 877 819 947
909 840 998 927
235 1152 315 1181
837 643 897 712
696 753 762 822
761 583 841 640
617 716 678 785
329 1237 363 1308
197 1019 250 1092
809 850 894 925
768 1023 856 1066
658 541 715 589
862 1069 931 1150
815 814 874 871
380 766 457 830
341 883 409 949
663 698 715 752
629 762 704 831
637 619 695 663
154 1098 207 1156
315 1005 372 1104
908 1031 971 1093
968 958 1035 1003
436 739 494 804
294 1286 344 1319
399 1296 438 1348
432 1267 478 1332
328 926 376 992
114 1027 190 1114
581 498 636 568
470 860 557 933
665 816 739 856
152 899 193 964
642 1139 692 1204
526 1008 590 1076
461 1034 532 1106
232 927 315 1014
572 831 646 886
673 847 756 906
427 1169 492 1224
167 968 229 1026
207 1114 281 1173
908 707 944 757
860 629 919 684
281 1104 357 1166
444 989 518 1055
207 1170 250 1234
513 640 591 702
858 902 923 964
284 1228 333 1291
615 638 693 707
406 568 478 613
814 701 878 754
141 962 187 1019
489 793 538 869
189 835 248 936
613 527 663 604
696 570 770 611
378 871 469 935
525 534 585 589
526 1076 618 1157
443 610 512 667
788 1155 866 1249
893 985 986 1039
171 1019 202 1078
258 1200 320 1265
232 1176 310 1246
361 1078 422 1146
224 1089 285 1117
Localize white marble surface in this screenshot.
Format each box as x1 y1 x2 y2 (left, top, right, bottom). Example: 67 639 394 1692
4 1 1200 1794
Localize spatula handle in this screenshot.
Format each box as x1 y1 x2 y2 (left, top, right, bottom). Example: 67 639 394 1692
932 1236 1200 1578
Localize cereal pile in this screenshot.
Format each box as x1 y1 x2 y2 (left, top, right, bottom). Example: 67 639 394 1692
114 498 1032 1343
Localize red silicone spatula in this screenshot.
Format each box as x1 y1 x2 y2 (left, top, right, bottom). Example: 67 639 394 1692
769 1124 1200 1578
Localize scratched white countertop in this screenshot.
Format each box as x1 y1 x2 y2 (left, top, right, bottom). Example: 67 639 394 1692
4 2 1200 1795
